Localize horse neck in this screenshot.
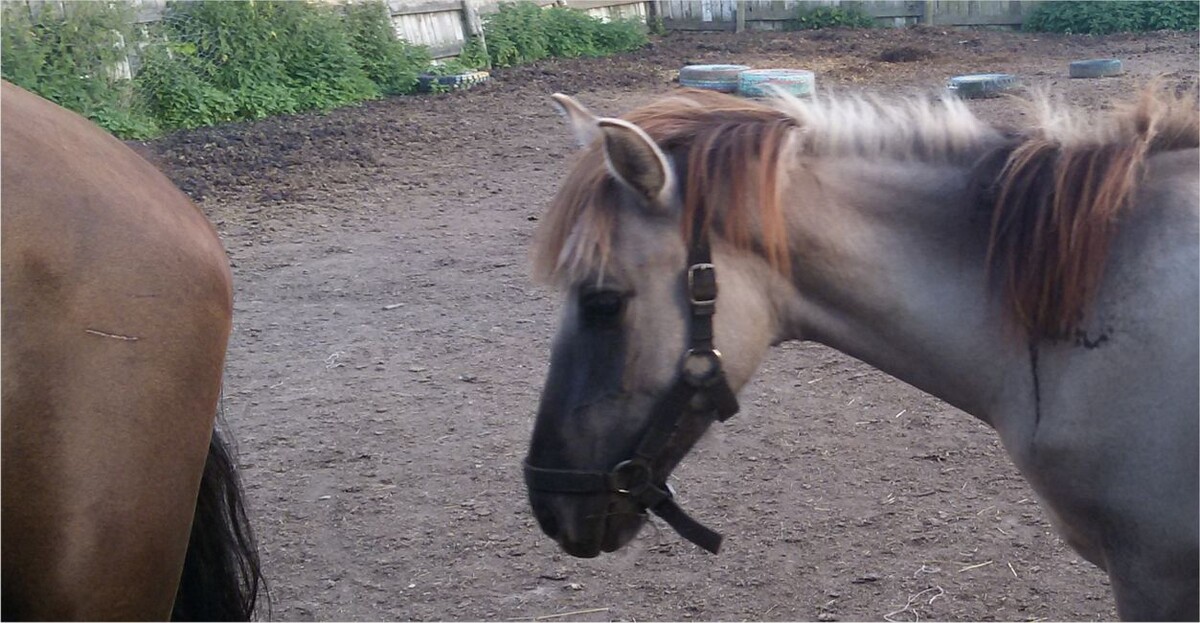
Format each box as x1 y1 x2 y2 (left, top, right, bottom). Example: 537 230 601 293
776 156 1031 424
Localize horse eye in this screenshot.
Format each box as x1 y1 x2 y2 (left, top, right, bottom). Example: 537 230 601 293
580 289 625 326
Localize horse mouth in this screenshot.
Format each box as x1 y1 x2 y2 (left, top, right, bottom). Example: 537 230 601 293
531 494 646 558
559 514 645 558
558 529 627 558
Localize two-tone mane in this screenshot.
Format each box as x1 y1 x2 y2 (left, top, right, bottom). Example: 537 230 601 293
535 87 1199 338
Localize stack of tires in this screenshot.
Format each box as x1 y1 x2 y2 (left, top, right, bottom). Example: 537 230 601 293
678 64 817 99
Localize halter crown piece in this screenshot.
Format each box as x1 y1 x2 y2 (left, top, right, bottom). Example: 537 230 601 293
524 205 740 554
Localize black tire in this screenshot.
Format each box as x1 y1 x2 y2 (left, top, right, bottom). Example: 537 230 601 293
946 73 1020 99
679 64 750 93
417 70 490 93
1069 59 1123 79
737 69 816 98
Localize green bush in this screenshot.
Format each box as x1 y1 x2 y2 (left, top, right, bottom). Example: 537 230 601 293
1 1 158 138
0 4 43 89
137 0 417 128
1024 0 1199 34
424 59 474 76
791 5 875 30
1 0 649 137
135 43 237 129
484 1 646 68
456 36 490 71
343 0 430 95
543 6 601 58
593 16 648 53
486 2 549 67
273 1 380 110
154 1 303 119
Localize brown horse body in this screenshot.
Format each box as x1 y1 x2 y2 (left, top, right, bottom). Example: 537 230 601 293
1 82 261 619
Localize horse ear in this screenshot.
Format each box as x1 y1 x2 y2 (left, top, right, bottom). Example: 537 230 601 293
596 118 676 210
550 93 601 147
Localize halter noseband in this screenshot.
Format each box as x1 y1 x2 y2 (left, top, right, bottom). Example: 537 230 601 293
523 215 740 554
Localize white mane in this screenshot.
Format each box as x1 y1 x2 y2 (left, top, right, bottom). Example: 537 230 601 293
772 89 997 161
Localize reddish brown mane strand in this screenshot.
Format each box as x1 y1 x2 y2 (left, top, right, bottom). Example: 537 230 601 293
985 88 1199 338
534 90 797 285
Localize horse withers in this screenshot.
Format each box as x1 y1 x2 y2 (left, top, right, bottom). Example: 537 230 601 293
1 81 263 620
524 87 1198 620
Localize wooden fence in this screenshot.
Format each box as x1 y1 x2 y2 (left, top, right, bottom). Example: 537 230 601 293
660 1 1039 32
387 0 647 58
391 1 1035 57
17 0 1039 65
100 0 649 60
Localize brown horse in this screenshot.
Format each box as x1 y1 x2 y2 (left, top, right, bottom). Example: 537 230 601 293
1 82 263 620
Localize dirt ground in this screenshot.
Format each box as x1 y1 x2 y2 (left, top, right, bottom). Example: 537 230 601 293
141 26 1197 622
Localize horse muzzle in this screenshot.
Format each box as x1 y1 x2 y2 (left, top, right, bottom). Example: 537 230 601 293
528 489 646 557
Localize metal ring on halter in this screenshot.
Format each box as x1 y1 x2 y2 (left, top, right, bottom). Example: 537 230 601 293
681 348 724 386
609 460 653 495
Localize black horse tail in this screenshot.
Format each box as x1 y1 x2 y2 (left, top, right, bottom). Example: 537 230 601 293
172 429 267 621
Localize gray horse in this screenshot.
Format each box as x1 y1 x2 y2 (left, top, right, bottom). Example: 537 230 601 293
523 87 1198 620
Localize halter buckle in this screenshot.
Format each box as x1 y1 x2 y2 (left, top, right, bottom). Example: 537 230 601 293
687 263 717 308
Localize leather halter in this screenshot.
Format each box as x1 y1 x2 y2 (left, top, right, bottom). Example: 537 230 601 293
523 216 740 554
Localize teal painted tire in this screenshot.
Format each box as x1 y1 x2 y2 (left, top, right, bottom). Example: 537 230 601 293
417 70 490 93
737 69 816 98
679 64 750 93
1069 59 1123 78
946 73 1020 99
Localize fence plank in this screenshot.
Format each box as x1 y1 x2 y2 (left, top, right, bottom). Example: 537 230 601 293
931 12 1022 25
673 0 690 21
662 18 737 30
389 0 463 16
564 0 646 8
461 0 484 37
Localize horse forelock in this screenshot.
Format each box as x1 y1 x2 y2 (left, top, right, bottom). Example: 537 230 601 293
985 85 1199 338
533 90 798 286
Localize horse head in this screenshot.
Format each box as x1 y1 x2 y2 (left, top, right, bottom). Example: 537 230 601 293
524 93 796 557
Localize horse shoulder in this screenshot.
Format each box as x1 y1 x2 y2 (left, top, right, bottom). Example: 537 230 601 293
1000 144 1198 511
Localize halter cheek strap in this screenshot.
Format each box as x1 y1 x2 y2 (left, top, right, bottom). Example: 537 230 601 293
524 217 740 554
